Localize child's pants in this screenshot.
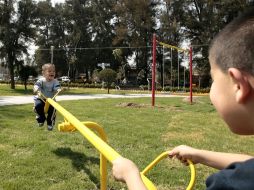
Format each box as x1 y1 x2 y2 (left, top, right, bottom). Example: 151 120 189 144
34 99 56 126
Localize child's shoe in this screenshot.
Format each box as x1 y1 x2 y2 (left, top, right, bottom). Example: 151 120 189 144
47 125 53 131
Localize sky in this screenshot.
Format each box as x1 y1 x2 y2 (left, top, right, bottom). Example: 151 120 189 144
36 0 65 6
51 0 65 5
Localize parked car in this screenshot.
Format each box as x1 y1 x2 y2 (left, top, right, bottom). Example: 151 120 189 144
34 75 44 82
59 76 70 82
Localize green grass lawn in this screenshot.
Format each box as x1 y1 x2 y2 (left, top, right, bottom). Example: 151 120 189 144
0 94 254 190
0 84 150 96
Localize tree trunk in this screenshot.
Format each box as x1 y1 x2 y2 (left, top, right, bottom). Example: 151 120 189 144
24 80 27 91
8 54 15 89
85 69 89 81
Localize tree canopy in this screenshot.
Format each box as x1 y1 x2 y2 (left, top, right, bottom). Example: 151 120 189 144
0 0 252 89
0 0 37 89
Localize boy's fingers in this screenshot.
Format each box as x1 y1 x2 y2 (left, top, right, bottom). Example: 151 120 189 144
168 152 173 158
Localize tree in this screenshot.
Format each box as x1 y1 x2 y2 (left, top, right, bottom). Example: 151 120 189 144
35 1 68 76
0 0 37 89
99 68 117 94
19 65 37 90
159 0 250 87
113 48 129 84
61 0 89 79
85 0 116 79
113 0 158 84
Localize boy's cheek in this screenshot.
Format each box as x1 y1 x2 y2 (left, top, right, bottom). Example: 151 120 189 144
209 85 215 104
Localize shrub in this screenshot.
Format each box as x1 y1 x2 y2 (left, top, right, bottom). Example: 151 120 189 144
98 69 117 94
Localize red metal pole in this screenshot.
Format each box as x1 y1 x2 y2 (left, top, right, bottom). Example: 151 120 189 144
189 46 193 104
152 34 156 106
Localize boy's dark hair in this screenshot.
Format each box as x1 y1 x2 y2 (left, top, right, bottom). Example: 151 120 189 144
209 8 254 74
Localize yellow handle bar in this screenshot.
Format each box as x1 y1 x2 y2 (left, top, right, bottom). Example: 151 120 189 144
142 151 196 190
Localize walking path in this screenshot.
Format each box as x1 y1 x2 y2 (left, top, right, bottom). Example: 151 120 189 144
0 93 188 106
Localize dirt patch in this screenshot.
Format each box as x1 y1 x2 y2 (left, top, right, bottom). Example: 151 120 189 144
116 102 167 108
182 96 200 103
116 103 186 111
117 102 150 108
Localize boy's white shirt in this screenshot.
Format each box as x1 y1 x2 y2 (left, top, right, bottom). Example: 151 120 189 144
34 77 60 99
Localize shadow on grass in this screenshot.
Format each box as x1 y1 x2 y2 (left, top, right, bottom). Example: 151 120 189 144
53 147 100 188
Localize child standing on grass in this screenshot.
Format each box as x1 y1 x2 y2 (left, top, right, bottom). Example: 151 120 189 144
33 63 61 131
112 8 254 190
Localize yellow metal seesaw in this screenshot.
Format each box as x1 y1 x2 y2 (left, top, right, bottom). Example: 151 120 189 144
42 96 196 190
141 151 196 190
36 89 62 113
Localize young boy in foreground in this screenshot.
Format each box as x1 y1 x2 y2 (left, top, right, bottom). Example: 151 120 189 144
112 8 254 190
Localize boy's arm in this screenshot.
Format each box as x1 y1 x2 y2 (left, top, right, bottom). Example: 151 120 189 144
169 145 253 170
112 157 148 190
33 86 39 94
33 81 41 94
53 79 61 91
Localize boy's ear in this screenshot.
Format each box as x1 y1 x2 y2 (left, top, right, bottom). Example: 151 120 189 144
228 68 251 103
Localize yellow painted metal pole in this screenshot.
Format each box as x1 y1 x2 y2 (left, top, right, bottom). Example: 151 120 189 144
39 91 60 113
44 101 50 113
186 160 196 190
52 89 62 100
158 42 188 52
47 98 195 190
58 121 108 190
141 151 196 190
82 122 108 190
36 92 49 113
82 122 107 142
141 151 170 175
47 98 157 190
48 98 120 162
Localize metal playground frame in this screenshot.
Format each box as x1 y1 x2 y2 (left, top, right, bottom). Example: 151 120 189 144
151 34 193 106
